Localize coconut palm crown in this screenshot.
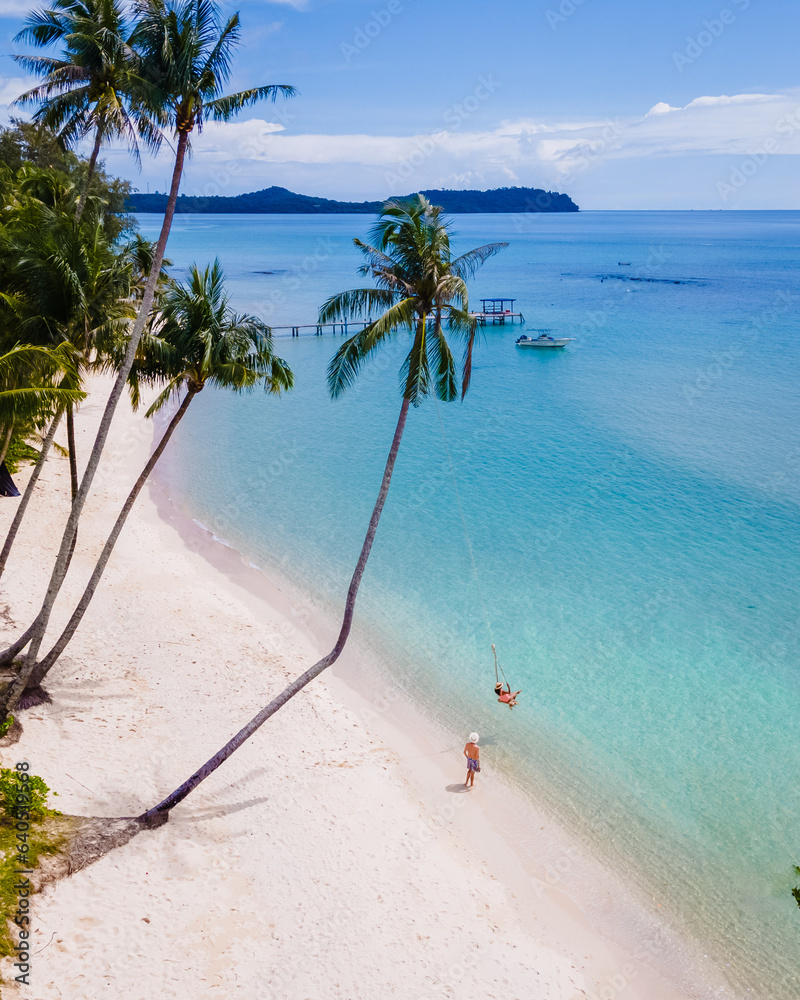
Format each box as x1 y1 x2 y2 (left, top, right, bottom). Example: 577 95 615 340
130 0 296 141
320 194 508 406
134 258 294 414
13 0 165 217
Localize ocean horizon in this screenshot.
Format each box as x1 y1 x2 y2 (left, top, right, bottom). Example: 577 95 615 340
139 209 800 999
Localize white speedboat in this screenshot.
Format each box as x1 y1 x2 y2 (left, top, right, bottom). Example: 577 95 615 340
516 332 573 348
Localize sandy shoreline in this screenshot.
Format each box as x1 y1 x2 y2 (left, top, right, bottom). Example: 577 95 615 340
0 377 710 999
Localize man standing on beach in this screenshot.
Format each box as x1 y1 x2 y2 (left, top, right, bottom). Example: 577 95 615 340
464 733 480 788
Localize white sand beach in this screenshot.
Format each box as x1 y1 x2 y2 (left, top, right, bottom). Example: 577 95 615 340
0 377 695 1000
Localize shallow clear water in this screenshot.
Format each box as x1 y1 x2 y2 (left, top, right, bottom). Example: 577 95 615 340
138 211 800 998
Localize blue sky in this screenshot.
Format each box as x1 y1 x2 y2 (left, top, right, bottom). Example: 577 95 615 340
1 0 799 208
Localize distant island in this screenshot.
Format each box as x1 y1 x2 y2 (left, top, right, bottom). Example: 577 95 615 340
127 185 579 215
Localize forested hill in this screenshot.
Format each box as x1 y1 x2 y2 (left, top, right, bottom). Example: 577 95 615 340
127 185 579 214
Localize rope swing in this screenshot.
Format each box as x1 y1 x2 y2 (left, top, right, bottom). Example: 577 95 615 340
433 396 513 699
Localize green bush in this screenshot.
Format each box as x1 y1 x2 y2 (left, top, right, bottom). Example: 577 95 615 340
3 436 38 475
0 766 50 821
0 768 63 962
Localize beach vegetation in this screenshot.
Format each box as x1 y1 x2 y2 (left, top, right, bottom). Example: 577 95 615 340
1 0 296 704
0 187 155 588
0 767 51 819
0 343 85 516
792 866 800 908
0 121 136 240
0 118 149 576
14 0 165 223
0 198 147 495
3 438 39 477
0 766 63 964
26 259 293 686
137 194 507 827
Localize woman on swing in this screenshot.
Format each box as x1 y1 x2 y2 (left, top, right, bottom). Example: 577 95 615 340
495 680 521 708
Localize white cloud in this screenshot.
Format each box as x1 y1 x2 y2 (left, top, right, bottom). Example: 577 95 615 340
683 93 778 108
41 90 800 208
646 102 679 116
0 78 33 107
167 92 800 189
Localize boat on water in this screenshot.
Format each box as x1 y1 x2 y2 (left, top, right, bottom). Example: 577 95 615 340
515 332 573 348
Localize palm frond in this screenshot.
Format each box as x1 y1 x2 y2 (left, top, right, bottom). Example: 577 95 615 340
327 297 415 399
428 317 457 402
323 197 507 405
205 84 297 121
399 316 430 407
318 287 396 325
143 375 186 417
450 242 509 280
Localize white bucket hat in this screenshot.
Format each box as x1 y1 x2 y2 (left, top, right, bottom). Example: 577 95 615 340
469 732 479 743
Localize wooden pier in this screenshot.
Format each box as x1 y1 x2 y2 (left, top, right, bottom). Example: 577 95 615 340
269 320 372 337
272 299 525 337
473 297 525 325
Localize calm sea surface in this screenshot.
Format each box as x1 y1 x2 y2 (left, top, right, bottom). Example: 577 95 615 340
137 211 800 998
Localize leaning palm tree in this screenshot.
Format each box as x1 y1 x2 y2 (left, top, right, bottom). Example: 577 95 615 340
3 0 296 680
134 195 506 827
0 199 163 582
13 0 164 222
5 261 292 706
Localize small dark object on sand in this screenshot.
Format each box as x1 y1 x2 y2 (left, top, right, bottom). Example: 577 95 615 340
0 462 20 497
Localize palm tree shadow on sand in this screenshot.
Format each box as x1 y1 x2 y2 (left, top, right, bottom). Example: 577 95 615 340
32 789 273 894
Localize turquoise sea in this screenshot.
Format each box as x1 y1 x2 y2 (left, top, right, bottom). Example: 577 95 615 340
138 211 800 999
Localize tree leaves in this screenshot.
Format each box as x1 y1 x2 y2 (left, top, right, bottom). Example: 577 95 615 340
323 195 507 405
139 259 293 416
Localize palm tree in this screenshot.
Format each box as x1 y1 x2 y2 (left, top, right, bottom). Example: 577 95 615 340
0 342 83 504
6 261 292 705
0 204 143 498
3 0 296 680
0 191 163 583
136 195 507 827
13 0 164 222
0 343 83 437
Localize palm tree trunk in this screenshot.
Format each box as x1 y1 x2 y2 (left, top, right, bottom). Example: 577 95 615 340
138 395 410 828
0 413 61 581
74 130 103 224
63 406 81 574
20 390 196 696
0 130 189 691
65 407 78 501
0 424 12 466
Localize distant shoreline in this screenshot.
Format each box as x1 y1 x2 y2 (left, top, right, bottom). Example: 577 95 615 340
127 184 580 215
